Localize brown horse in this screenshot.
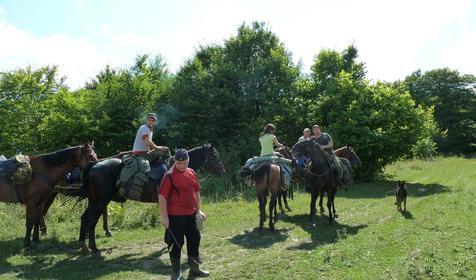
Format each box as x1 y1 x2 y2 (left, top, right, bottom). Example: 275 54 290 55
317 145 361 213
238 162 283 232
292 140 337 224
58 144 225 254
0 143 97 248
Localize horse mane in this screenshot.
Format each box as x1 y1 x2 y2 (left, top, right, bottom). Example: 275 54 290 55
38 146 80 167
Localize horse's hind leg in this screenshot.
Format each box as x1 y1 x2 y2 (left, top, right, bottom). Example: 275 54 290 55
269 192 278 232
24 205 35 248
32 203 43 243
79 206 90 252
258 196 266 231
40 192 57 236
283 190 291 212
327 191 336 223
309 187 318 224
103 207 112 237
88 201 108 255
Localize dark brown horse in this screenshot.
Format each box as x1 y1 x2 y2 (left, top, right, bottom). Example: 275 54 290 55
238 162 283 232
317 145 361 213
274 146 299 212
0 143 97 248
60 144 225 254
292 140 337 224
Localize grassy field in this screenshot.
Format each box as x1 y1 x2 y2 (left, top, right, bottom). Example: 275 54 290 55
1 157 475 279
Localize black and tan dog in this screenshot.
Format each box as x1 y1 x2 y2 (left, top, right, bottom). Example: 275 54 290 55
395 180 407 211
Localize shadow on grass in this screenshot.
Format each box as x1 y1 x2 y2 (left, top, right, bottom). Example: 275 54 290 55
228 227 292 249
280 214 368 251
338 181 451 200
0 237 170 279
400 210 414 219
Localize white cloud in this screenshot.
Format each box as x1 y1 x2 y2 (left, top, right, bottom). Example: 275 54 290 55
442 31 476 75
0 0 474 89
0 19 109 88
0 5 5 16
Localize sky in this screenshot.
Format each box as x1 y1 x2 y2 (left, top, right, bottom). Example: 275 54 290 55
0 0 475 89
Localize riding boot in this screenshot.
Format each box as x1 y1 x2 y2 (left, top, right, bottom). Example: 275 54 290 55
170 258 184 280
188 257 210 277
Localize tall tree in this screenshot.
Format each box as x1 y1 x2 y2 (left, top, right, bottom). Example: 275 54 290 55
404 68 476 154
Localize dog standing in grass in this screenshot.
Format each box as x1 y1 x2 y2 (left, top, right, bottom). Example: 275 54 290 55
395 180 407 211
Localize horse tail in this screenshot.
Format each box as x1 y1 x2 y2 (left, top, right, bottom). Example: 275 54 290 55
54 184 85 198
237 164 271 186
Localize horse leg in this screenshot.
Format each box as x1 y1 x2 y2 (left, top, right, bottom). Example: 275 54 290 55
40 192 57 236
88 201 107 255
309 186 318 224
258 196 265 231
32 203 43 243
269 192 277 232
327 191 335 223
283 190 291 212
24 204 35 248
277 192 285 214
79 206 90 252
103 207 112 237
319 191 325 213
331 188 338 218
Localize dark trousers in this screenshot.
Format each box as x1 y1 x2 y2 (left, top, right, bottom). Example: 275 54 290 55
165 214 201 260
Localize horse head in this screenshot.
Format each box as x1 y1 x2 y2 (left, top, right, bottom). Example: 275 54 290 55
77 141 98 168
186 144 225 176
275 146 294 160
336 144 361 168
292 140 316 158
202 143 226 176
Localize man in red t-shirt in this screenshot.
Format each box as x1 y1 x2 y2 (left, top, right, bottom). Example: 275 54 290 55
158 149 209 279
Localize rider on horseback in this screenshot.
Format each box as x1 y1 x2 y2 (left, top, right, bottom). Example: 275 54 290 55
118 113 170 199
310 124 344 184
132 113 169 157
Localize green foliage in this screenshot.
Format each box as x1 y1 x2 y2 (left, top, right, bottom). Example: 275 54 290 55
403 68 476 154
412 137 437 160
161 22 301 162
310 47 436 178
0 66 67 155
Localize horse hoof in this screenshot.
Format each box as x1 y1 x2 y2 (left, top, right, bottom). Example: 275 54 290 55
334 214 339 219
105 231 112 237
286 207 292 212
270 226 275 232
91 249 102 257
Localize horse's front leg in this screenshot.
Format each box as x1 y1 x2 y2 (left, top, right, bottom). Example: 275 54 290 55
283 190 291 212
277 193 284 214
327 191 336 223
309 186 318 224
319 191 325 213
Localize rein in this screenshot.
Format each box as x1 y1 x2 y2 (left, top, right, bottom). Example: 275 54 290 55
304 163 332 177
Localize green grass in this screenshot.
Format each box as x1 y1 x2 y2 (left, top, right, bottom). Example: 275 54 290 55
1 156 475 279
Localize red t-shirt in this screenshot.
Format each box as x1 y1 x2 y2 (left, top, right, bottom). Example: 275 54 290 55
159 167 201 215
